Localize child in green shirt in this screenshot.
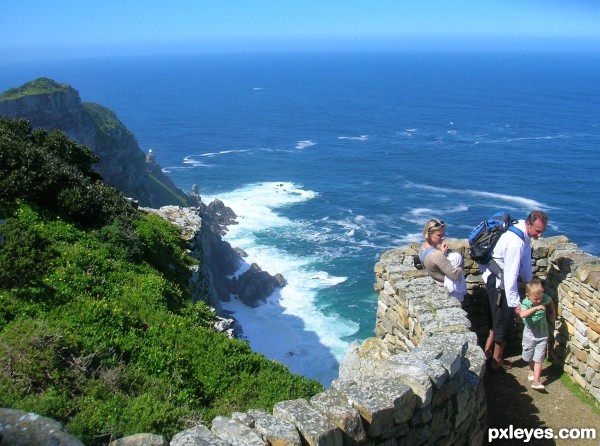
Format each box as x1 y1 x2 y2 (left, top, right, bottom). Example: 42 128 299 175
517 279 556 391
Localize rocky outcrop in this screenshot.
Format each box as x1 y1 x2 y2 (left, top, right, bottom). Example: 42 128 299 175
195 200 285 308
0 78 195 208
234 263 286 307
143 203 286 314
0 82 95 144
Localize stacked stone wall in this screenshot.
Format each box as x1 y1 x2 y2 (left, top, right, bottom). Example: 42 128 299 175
543 239 600 402
379 235 600 405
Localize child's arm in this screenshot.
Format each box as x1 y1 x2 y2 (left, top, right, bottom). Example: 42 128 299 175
517 304 545 319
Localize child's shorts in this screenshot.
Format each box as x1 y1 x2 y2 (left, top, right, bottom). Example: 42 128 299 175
522 328 548 364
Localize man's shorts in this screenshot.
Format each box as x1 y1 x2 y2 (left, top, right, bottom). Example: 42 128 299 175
486 275 515 343
522 327 548 364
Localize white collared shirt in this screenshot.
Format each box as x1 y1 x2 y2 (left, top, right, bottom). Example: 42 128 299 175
481 220 532 307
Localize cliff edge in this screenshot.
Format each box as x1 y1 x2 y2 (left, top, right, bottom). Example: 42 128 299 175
0 77 195 208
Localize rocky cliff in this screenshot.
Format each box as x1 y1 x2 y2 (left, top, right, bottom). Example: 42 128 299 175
146 203 286 313
0 78 195 208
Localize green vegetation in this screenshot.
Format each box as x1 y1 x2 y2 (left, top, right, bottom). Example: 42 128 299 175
83 102 135 144
0 118 323 445
147 173 192 207
0 77 70 101
558 370 600 415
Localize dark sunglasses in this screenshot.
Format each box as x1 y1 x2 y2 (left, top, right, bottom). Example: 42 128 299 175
432 220 445 228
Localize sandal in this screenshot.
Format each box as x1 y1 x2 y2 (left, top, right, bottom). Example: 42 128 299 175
489 359 512 373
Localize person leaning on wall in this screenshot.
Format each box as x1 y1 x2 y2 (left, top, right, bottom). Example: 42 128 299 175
419 219 465 298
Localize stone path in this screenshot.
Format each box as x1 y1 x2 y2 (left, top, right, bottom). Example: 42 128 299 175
484 350 599 446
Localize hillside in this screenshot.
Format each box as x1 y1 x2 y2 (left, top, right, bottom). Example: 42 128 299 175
0 78 196 208
0 117 323 445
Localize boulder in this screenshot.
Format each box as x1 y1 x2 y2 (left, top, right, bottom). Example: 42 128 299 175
235 263 285 307
0 408 84 446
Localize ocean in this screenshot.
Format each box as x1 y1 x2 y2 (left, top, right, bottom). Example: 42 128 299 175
2 50 599 387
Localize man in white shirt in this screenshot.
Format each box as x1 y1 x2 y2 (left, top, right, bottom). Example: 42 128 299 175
483 210 549 373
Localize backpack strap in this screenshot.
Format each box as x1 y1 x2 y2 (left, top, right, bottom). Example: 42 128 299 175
488 224 525 290
419 246 437 264
508 225 525 241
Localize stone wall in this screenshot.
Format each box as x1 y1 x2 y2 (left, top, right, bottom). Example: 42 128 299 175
3 235 599 445
388 235 600 405
543 238 600 402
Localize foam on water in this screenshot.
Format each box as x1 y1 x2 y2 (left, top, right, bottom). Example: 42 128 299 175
193 149 251 157
204 182 357 386
490 135 566 143
295 140 316 150
338 135 369 141
404 182 547 210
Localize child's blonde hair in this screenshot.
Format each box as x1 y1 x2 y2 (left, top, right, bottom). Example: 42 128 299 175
526 279 544 298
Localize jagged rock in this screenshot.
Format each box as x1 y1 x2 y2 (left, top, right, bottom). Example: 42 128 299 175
145 202 286 315
195 202 287 307
235 263 285 307
273 273 286 287
235 247 249 257
205 199 238 235
214 315 239 338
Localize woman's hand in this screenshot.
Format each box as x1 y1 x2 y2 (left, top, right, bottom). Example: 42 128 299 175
440 242 449 254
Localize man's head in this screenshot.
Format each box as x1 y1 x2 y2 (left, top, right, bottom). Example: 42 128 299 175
525 210 548 239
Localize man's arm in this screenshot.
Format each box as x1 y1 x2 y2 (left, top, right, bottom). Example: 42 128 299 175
502 238 525 307
519 242 533 283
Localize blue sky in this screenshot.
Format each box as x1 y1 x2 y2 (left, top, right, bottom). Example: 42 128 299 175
2 0 600 60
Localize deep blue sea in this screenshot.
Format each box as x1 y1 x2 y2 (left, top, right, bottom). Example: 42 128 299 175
2 50 599 386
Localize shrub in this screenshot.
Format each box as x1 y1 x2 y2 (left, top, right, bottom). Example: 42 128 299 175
134 213 195 292
0 117 135 228
0 318 77 395
0 206 56 289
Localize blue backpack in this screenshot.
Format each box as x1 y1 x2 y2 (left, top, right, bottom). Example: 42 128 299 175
468 212 524 264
